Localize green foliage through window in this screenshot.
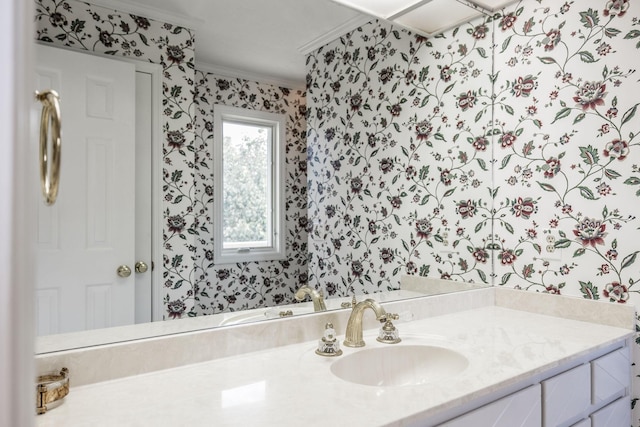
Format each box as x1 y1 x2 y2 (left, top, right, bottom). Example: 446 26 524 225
222 122 270 246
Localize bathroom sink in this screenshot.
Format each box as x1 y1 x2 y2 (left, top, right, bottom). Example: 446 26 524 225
219 307 312 326
330 345 468 386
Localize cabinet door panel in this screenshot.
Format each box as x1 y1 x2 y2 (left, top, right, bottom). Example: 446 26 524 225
439 384 541 427
543 364 590 426
592 347 630 406
591 396 630 427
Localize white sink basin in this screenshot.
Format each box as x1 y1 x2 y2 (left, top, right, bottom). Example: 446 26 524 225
330 345 468 386
219 307 312 326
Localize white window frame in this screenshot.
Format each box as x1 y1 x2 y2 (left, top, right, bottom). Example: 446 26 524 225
213 104 286 264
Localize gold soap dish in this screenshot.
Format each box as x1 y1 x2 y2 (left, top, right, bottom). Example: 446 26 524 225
36 367 69 415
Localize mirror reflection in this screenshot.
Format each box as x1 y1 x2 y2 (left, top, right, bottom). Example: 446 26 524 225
33 0 491 354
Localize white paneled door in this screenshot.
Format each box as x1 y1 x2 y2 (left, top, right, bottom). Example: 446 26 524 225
34 44 137 335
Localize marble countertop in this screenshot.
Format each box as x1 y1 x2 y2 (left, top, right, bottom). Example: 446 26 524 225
36 304 632 427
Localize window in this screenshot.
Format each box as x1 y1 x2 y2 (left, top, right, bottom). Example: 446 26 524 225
213 105 286 264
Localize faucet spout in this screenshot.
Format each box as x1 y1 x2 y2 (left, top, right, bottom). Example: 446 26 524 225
294 284 327 312
343 299 387 348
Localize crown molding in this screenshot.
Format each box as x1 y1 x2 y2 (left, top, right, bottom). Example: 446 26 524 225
86 0 204 29
195 61 306 91
297 14 372 55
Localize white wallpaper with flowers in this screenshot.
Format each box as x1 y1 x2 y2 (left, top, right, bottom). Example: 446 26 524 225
306 20 494 298
192 71 308 314
307 0 640 422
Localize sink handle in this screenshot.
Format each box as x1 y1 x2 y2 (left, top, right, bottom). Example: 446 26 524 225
316 322 343 357
377 314 401 344
378 312 399 323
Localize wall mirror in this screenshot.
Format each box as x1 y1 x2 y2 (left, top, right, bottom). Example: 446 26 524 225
33 0 492 355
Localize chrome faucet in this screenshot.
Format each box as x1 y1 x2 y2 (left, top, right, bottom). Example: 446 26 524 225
294 284 327 312
344 298 390 347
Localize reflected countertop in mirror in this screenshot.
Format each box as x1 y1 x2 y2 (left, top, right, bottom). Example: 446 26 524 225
36 277 488 354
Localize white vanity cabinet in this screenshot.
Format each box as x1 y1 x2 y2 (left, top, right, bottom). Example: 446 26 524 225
543 364 591 426
589 396 630 426
437 343 630 427
439 384 541 427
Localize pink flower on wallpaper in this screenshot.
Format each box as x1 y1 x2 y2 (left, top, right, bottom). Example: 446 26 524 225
511 75 536 97
167 215 186 233
499 249 517 265
597 183 612 196
543 29 562 51
500 132 516 148
368 221 377 234
440 65 452 82
440 169 453 185
166 300 186 319
380 248 394 264
405 262 417 274
415 218 433 239
350 177 363 194
500 13 517 31
457 91 476 111
573 81 607 110
573 217 608 247
350 94 363 111
472 24 489 39
167 130 186 149
350 260 364 277
472 136 489 151
457 200 476 219
415 120 433 140
166 45 185 64
380 157 394 173
603 282 629 303
597 43 612 56
522 263 534 278
544 157 561 178
545 285 561 294
603 138 629 160
603 0 630 18
473 248 489 263
511 197 536 219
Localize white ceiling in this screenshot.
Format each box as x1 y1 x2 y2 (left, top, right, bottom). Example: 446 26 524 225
93 0 371 89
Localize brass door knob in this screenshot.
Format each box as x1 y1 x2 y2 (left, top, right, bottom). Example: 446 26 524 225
117 265 132 278
135 261 148 274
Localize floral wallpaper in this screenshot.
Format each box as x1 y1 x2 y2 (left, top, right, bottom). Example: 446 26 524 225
307 0 640 422
306 19 494 297
494 0 640 422
192 71 308 315
494 0 640 302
